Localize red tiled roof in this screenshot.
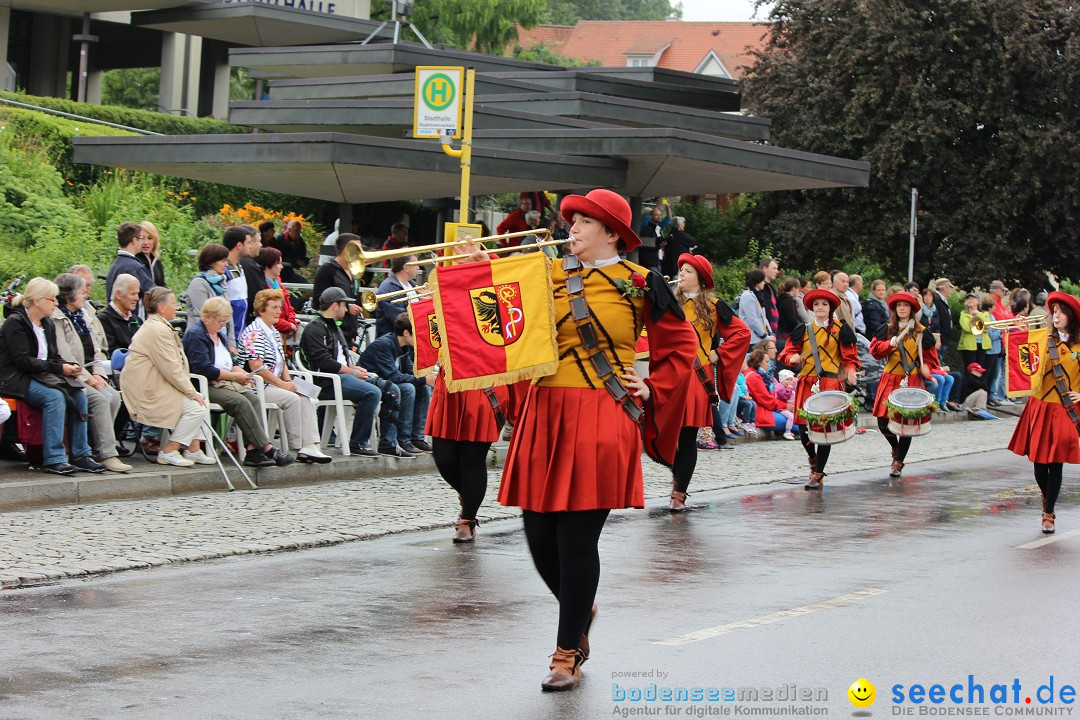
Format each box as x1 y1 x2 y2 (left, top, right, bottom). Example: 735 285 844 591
513 21 770 78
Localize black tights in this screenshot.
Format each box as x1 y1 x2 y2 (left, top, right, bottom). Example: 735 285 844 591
522 509 609 650
432 438 491 520
673 427 698 493
798 425 831 473
1034 462 1064 515
877 417 912 462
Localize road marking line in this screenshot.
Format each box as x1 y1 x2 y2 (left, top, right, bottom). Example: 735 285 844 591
1016 529 1080 549
653 588 886 646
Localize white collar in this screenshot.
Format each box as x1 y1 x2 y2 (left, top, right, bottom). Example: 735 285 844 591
813 318 830 328
684 291 699 299
1059 331 1069 342
581 255 621 269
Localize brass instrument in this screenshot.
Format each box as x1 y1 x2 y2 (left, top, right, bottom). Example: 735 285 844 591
343 238 479 277
359 283 430 314
971 314 1048 336
404 229 567 267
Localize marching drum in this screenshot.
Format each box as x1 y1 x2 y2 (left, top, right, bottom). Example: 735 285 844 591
801 390 856 445
886 387 936 437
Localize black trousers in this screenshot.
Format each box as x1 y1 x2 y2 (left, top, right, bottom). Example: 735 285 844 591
522 509 609 650
877 417 912 462
673 427 699 493
798 425 832 473
1034 462 1063 514
431 438 491 520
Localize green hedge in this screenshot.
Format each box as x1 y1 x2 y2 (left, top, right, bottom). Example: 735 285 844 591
0 91 242 136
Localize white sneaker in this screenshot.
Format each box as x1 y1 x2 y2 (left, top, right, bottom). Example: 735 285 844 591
157 451 195 467
298 446 333 464
783 432 796 441
182 449 216 465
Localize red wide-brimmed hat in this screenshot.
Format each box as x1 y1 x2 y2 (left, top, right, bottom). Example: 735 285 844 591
1046 291 1080 321
677 253 714 290
802 288 840 312
560 189 640 252
887 292 920 311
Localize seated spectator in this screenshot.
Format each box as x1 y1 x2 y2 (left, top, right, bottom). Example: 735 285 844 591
359 313 435 456
716 360 752 439
0 277 104 475
51 273 129 473
298 287 384 458
739 270 773 346
99 273 143 356
742 347 791 435
921 320 962 412
105 222 155 311
186 243 236 352
374 254 421 338
183 296 294 468
137 221 166 289
776 278 802 349
259 221 277 248
239 289 331 463
258 247 299 340
120 288 215 468
69 265 108 348
271 220 309 283
774 369 797 440
813 271 832 290
961 362 997 419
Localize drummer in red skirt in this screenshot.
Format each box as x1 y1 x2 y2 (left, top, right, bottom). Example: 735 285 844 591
778 289 859 489
1007 291 1080 534
869 292 935 478
491 189 697 691
425 369 510 543
670 253 751 511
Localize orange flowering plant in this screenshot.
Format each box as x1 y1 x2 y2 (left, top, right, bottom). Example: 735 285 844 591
207 202 325 274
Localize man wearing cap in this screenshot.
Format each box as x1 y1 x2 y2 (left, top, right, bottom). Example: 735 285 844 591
299 287 383 457
989 280 1014 321
960 362 997 419
932 278 956 364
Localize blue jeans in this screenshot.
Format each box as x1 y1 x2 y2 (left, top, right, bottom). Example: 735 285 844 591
25 379 93 466
926 374 955 406
323 374 381 448
385 381 431 447
737 397 756 424
717 396 739 428
986 353 1005 401
761 410 787 434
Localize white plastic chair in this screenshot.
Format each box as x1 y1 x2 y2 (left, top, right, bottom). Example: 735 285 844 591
253 375 289 454
189 373 246 461
292 350 352 456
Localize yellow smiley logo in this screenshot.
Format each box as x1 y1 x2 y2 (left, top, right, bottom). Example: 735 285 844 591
848 678 876 708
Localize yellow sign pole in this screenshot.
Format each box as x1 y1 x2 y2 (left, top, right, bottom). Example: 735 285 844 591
440 67 475 225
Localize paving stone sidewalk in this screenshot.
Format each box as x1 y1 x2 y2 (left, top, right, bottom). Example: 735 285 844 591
0 417 1022 588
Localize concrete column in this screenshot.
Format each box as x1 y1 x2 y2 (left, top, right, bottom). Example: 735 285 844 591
159 32 202 115
28 15 70 98
211 51 230 119
86 69 103 105
159 32 182 114
0 8 12 92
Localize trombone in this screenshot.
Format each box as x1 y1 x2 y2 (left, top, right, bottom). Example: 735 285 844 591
359 283 430 313
971 314 1048 336
405 229 569 267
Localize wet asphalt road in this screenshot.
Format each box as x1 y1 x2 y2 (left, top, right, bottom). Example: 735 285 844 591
1 449 1078 720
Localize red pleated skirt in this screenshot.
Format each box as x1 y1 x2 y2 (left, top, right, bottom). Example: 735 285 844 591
792 375 845 426
680 371 714 429
505 379 532 428
498 384 644 512
424 375 508 443
1008 398 1080 464
873 372 924 418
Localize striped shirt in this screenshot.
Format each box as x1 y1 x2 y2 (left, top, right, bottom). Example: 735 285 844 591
238 317 285 376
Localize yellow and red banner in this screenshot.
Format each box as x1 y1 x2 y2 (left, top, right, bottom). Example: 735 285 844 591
407 297 441 377
431 252 558 391
1004 325 1049 398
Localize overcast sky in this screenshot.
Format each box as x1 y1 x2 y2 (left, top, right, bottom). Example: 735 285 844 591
679 0 772 22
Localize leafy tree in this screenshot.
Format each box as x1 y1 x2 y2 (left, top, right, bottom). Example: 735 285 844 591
543 0 680 23
511 42 602 65
101 68 162 112
740 0 1080 288
394 0 545 54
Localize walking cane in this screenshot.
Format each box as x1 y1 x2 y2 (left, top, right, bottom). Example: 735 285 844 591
199 418 257 490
